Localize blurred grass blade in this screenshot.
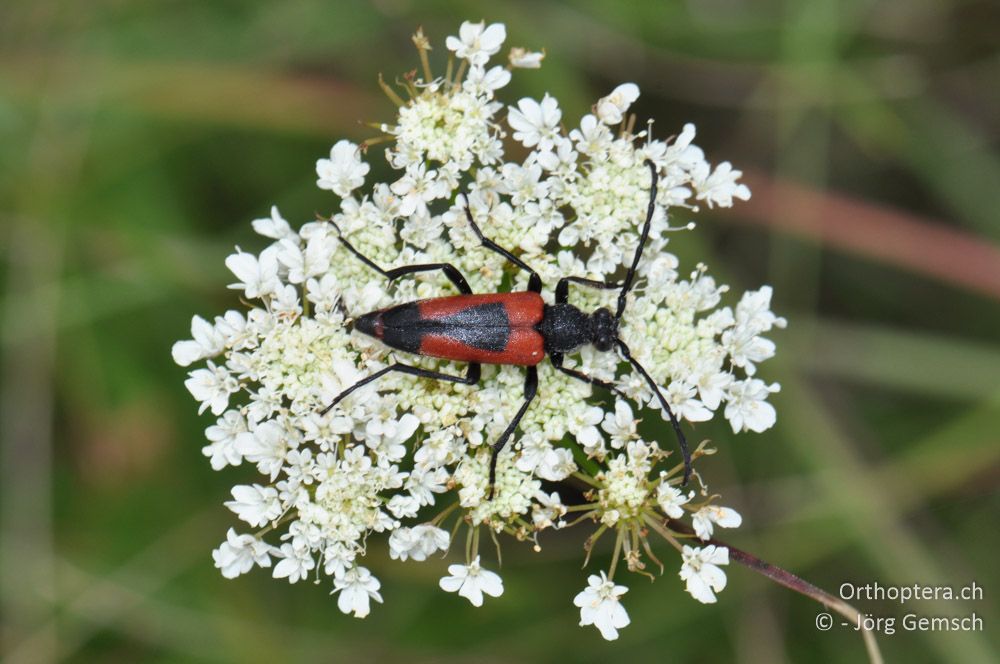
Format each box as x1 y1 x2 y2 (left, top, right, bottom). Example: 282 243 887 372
737 172 1000 300
801 319 1000 399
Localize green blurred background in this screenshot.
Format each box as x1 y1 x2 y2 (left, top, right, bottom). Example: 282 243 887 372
2 1 998 662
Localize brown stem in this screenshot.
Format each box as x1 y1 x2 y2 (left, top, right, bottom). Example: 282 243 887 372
738 171 1000 301
666 519 883 664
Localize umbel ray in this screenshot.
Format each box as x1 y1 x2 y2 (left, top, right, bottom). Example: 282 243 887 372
321 160 692 491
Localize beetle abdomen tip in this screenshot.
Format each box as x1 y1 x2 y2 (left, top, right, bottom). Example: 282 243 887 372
354 311 382 338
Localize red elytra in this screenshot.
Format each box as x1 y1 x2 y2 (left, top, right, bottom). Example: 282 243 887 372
418 292 545 366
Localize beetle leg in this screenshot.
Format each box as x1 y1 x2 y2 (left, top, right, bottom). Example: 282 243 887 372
615 160 659 319
488 366 538 496
329 221 472 294
615 339 692 485
549 352 625 397
320 362 481 415
462 196 542 293
555 277 624 305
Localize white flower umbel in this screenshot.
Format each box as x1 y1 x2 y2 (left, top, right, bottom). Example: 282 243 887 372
176 19 784 640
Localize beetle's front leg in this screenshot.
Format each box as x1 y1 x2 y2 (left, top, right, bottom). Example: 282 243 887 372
461 195 542 293
555 277 622 305
329 221 473 295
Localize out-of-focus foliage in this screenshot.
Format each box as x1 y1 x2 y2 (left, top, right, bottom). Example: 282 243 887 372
1 1 997 662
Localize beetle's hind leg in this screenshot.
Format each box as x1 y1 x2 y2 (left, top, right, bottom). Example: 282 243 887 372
487 366 538 497
320 362 481 416
461 195 542 293
328 221 473 295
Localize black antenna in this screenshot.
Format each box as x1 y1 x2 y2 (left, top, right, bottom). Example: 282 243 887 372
615 159 658 320
616 340 693 484
613 160 692 484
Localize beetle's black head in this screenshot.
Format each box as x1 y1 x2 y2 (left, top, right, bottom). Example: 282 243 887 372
589 307 618 352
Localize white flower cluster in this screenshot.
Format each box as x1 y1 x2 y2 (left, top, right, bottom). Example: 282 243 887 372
175 20 784 641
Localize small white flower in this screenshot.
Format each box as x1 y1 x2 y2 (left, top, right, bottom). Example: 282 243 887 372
276 235 334 285
595 83 640 125
225 247 280 299
537 447 576 481
172 315 226 367
316 140 369 197
202 410 247 470
225 484 282 527
724 379 779 433
446 21 506 66
390 163 448 216
531 490 567 529
212 528 272 579
508 47 544 68
235 420 288 481
691 505 743 540
570 404 605 454
695 367 732 411
405 466 449 505
213 310 254 350
333 566 383 618
439 556 504 607
464 65 511 94
364 413 420 462
515 431 552 473
387 494 420 519
252 205 295 240
668 381 713 423
184 361 238 415
272 542 315 584
270 284 302 319
570 114 613 156
389 524 450 561
516 433 576 481
680 544 729 603
322 542 356 578
507 94 561 150
693 161 751 208
601 400 638 449
573 572 630 640
656 483 691 519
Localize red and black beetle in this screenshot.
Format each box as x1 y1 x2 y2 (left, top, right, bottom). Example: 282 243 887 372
322 161 692 489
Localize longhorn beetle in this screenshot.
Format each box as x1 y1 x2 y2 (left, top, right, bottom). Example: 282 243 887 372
321 160 692 491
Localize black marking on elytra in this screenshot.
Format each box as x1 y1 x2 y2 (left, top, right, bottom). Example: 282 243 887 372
377 301 511 353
